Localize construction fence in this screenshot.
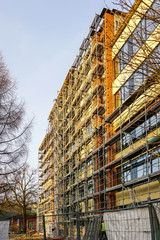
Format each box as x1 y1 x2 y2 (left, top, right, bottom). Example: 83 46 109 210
39 200 160 240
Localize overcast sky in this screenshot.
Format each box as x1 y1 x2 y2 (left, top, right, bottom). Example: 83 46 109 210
0 0 115 169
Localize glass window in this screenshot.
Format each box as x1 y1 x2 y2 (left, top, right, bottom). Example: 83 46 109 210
116 5 159 77
79 185 84 198
152 158 160 172
123 170 131 182
157 112 160 124
137 163 147 178
122 147 160 183
150 115 156 128
117 113 159 152
87 124 92 135
136 126 142 139
88 159 93 166
128 38 133 61
132 166 137 180
72 143 75 151
79 134 83 143
28 220 35 230
20 221 24 230
131 129 136 141
134 69 144 90
146 6 159 38
88 180 94 194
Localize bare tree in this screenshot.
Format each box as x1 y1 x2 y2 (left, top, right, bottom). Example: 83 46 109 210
0 53 32 192
4 164 37 233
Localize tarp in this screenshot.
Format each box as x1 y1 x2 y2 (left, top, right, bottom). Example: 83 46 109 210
103 207 152 240
0 221 9 240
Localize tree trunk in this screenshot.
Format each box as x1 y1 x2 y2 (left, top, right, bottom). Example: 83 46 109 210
22 207 27 233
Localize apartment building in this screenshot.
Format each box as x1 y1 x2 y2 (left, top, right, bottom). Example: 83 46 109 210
38 8 124 234
38 0 160 236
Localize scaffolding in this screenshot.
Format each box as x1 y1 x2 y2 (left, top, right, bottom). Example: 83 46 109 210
38 1 160 238
108 0 160 209
38 120 54 231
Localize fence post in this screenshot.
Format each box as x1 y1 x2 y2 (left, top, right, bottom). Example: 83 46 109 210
76 212 81 240
148 204 155 240
42 215 46 240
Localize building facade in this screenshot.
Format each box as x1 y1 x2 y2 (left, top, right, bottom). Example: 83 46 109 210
38 0 160 237
110 0 160 208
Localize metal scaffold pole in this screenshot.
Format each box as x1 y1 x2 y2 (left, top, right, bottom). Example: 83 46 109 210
42 215 46 240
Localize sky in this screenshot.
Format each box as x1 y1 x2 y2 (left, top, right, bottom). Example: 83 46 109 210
0 0 115 169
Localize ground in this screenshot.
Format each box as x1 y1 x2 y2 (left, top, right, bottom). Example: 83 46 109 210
9 232 45 240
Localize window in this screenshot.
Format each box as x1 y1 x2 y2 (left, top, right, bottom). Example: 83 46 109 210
122 148 160 183
28 220 35 230
79 185 84 198
123 169 131 182
86 141 93 154
149 115 156 129
128 38 133 61
119 112 159 151
80 146 85 158
72 143 75 151
137 162 147 178
79 134 83 143
20 221 24 230
87 124 92 135
79 164 85 180
146 8 159 38
88 159 93 166
116 4 159 77
73 191 76 201
88 180 94 195
134 68 144 90
152 158 160 172
151 147 160 173
131 129 136 141
118 63 147 105
80 165 84 172
122 135 128 148
87 159 93 176
157 112 160 124
135 126 143 139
